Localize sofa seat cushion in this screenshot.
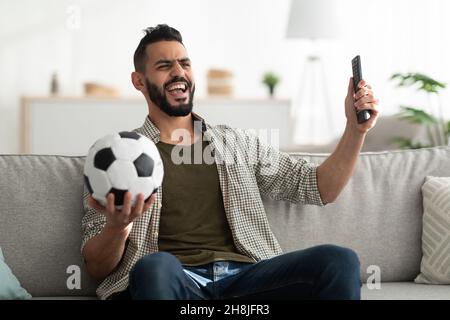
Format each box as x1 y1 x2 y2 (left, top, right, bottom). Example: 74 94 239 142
362 282 450 300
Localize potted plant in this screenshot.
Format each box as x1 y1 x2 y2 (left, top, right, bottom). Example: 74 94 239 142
390 72 448 148
262 72 280 98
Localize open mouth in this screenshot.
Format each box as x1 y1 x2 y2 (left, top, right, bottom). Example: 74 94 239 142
165 82 189 102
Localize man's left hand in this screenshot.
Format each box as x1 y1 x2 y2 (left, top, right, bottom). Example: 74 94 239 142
345 77 380 135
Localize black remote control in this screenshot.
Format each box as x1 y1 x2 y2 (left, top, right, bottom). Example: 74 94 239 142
352 55 371 123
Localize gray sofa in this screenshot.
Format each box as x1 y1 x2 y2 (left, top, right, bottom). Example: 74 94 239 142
285 115 429 154
1 146 450 299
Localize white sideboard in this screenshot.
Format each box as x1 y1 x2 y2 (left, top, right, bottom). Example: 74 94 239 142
20 97 293 155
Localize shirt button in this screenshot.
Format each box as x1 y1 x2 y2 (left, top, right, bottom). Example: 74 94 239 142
157 203 162 209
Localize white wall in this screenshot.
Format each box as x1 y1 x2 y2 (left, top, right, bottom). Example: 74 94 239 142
1 0 450 152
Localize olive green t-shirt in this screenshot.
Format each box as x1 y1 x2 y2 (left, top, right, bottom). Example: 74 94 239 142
156 137 254 266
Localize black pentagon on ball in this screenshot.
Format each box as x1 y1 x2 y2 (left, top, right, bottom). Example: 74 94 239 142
134 153 154 177
110 188 128 206
94 148 116 171
119 131 141 140
84 175 93 194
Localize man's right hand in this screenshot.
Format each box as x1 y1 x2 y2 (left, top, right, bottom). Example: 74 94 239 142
88 191 156 232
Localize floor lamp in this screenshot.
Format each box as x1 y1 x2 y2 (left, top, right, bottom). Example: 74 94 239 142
286 0 339 145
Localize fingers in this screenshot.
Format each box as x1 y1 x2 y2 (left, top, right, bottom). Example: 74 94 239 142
351 79 380 130
129 193 145 221
357 79 365 89
357 79 372 89
354 88 372 100
355 96 379 109
106 193 116 214
354 81 373 97
135 193 145 213
129 193 156 221
356 104 378 113
89 191 156 224
120 191 133 215
369 109 379 117
354 80 379 110
350 79 374 104
361 109 380 128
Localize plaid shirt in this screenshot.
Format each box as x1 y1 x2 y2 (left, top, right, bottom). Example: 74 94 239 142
81 113 324 299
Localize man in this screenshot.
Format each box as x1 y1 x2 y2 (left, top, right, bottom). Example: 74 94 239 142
81 24 379 300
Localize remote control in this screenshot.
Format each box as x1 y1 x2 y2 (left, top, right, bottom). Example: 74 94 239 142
351 55 371 124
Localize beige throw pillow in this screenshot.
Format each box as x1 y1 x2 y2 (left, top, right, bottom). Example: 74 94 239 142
415 176 450 284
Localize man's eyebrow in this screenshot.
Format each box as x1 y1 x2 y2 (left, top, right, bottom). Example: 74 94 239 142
154 58 190 66
154 59 171 66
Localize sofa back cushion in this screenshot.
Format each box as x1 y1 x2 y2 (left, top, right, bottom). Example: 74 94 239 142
265 147 450 283
0 155 99 297
1 147 450 297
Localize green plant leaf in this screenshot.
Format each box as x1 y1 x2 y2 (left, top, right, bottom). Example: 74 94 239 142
262 72 280 87
397 106 438 125
390 73 446 93
392 137 431 149
391 72 448 149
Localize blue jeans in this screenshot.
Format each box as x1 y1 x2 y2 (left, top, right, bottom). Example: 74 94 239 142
122 244 361 300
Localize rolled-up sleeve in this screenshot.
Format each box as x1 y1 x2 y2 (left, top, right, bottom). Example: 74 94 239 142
247 131 325 206
81 187 106 254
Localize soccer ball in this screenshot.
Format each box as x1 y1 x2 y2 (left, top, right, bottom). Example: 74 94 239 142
84 131 164 208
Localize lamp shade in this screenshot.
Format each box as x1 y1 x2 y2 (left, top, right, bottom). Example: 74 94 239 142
286 0 339 40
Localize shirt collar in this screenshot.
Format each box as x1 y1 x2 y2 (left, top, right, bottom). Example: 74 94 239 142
140 111 210 143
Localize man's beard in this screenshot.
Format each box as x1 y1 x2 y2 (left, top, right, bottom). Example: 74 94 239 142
146 77 195 117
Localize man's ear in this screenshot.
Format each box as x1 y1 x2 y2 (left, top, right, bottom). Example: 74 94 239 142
131 72 146 92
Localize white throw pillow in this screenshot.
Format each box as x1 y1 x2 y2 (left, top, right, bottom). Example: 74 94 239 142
415 176 450 284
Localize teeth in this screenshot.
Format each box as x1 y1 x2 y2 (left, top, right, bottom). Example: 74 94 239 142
167 82 187 92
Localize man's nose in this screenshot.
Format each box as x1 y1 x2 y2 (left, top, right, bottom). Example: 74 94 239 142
170 61 184 78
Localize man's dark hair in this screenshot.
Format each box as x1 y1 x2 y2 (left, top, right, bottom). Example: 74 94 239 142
133 24 183 73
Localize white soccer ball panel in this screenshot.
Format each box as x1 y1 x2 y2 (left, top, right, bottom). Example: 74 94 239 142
140 136 162 161
107 160 138 190
152 160 164 188
140 135 164 185
92 193 107 207
87 168 111 198
128 177 156 206
111 138 143 161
